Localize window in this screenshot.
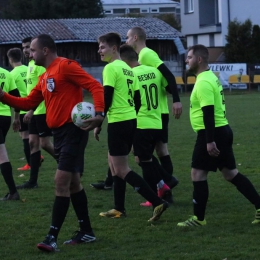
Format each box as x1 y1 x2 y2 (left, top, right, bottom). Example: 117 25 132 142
129 8 140 14
199 0 219 26
184 0 194 13
113 9 125 14
150 8 159 13
159 7 176 13
104 10 113 14
141 8 149 13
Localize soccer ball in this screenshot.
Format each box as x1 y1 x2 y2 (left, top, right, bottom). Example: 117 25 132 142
71 101 95 127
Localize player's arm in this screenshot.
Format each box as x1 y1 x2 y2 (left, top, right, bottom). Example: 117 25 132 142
202 105 220 157
133 90 141 114
9 88 21 131
104 85 114 115
157 63 182 119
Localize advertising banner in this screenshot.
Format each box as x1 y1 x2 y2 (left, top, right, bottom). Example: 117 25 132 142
209 63 247 89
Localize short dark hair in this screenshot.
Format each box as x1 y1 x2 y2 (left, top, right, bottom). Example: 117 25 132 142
188 44 209 63
98 32 121 51
120 44 138 62
22 37 33 44
130 27 146 41
7 48 22 62
33 34 57 53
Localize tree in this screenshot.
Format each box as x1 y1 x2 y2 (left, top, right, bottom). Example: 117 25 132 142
250 25 260 63
224 19 255 63
1 0 104 19
155 13 181 31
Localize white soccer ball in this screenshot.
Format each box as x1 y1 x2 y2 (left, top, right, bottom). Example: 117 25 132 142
71 101 95 127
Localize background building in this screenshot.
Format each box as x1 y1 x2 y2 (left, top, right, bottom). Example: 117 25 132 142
180 0 260 61
102 0 180 21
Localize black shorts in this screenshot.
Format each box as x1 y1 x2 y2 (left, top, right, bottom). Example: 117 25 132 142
133 128 161 161
107 119 136 156
29 114 52 137
19 114 29 132
52 123 89 173
191 125 236 172
158 113 169 144
0 116 11 144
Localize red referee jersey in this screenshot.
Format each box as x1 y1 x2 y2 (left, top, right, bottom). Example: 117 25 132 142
2 57 104 129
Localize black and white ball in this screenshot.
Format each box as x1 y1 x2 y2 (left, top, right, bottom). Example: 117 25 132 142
71 101 95 127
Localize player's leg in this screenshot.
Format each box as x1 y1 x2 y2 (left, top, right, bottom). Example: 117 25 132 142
177 131 210 227
218 125 260 224
0 116 19 200
107 121 168 221
17 115 41 189
90 167 113 190
155 114 179 188
17 114 30 171
37 113 55 158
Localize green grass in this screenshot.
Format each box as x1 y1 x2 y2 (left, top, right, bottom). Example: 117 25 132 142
1 91 260 260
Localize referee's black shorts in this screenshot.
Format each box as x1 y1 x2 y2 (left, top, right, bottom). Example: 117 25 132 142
52 123 89 173
192 125 236 172
0 115 11 144
107 119 136 156
133 128 161 161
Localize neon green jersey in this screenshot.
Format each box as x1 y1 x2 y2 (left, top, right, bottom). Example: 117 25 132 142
10 65 27 115
27 60 46 115
103 59 138 123
133 65 164 129
0 67 17 116
138 47 169 114
190 70 228 132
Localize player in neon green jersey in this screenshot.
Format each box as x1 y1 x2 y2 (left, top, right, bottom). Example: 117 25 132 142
177 44 260 227
16 37 55 189
126 26 179 191
7 47 30 171
0 67 21 200
120 44 173 207
95 32 168 222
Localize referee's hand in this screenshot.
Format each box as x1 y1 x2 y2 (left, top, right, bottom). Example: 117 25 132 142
80 115 104 132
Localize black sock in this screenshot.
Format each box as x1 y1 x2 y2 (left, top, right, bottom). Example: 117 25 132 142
105 167 113 186
230 173 260 209
112 176 126 212
29 151 41 184
159 155 173 175
140 161 158 194
152 155 172 183
193 181 208 221
124 171 162 207
71 189 92 233
1 162 17 194
23 138 30 166
48 196 70 239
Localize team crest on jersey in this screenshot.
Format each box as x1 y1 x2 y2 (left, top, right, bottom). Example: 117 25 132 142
47 78 55 92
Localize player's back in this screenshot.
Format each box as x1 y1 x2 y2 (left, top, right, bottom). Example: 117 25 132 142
10 65 27 98
103 59 138 123
27 60 46 115
133 64 165 129
0 67 18 115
